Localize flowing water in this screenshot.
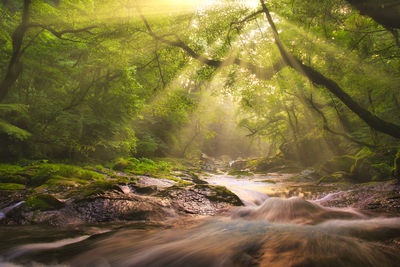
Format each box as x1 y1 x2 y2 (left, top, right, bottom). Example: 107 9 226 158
1 174 400 267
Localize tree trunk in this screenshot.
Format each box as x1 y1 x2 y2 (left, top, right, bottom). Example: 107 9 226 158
0 0 31 102
345 0 400 30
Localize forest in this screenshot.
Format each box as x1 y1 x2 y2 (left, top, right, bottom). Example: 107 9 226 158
1 0 400 266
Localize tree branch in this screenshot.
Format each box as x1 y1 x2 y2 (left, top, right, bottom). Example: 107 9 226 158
26 23 97 42
307 93 375 148
137 9 286 81
259 0 400 139
227 9 263 45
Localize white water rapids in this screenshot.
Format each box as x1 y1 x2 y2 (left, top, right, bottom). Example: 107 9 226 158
1 173 400 266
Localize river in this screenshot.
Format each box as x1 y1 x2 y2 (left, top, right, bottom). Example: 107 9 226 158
1 173 400 266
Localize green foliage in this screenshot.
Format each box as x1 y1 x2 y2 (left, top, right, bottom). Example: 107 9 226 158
0 0 399 168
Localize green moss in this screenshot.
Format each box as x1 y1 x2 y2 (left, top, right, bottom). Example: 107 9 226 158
195 184 243 206
113 157 173 177
259 179 276 184
188 171 207 184
113 176 131 184
0 164 28 184
0 164 24 175
177 181 192 186
152 173 186 183
227 170 254 177
113 158 131 171
79 170 104 180
160 157 199 172
74 181 121 199
0 183 25 190
26 194 64 211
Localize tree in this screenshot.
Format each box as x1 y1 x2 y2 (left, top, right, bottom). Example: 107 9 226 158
138 0 400 139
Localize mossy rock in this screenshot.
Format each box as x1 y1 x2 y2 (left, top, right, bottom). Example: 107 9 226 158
71 181 122 199
230 160 248 170
35 176 89 193
0 183 26 190
78 169 104 180
227 170 254 177
188 171 208 184
114 176 137 184
25 194 65 211
194 184 243 206
250 157 300 173
319 155 355 175
132 185 158 195
259 179 276 184
318 171 349 184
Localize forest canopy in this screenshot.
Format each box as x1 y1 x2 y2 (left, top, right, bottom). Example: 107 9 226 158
1 0 399 165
